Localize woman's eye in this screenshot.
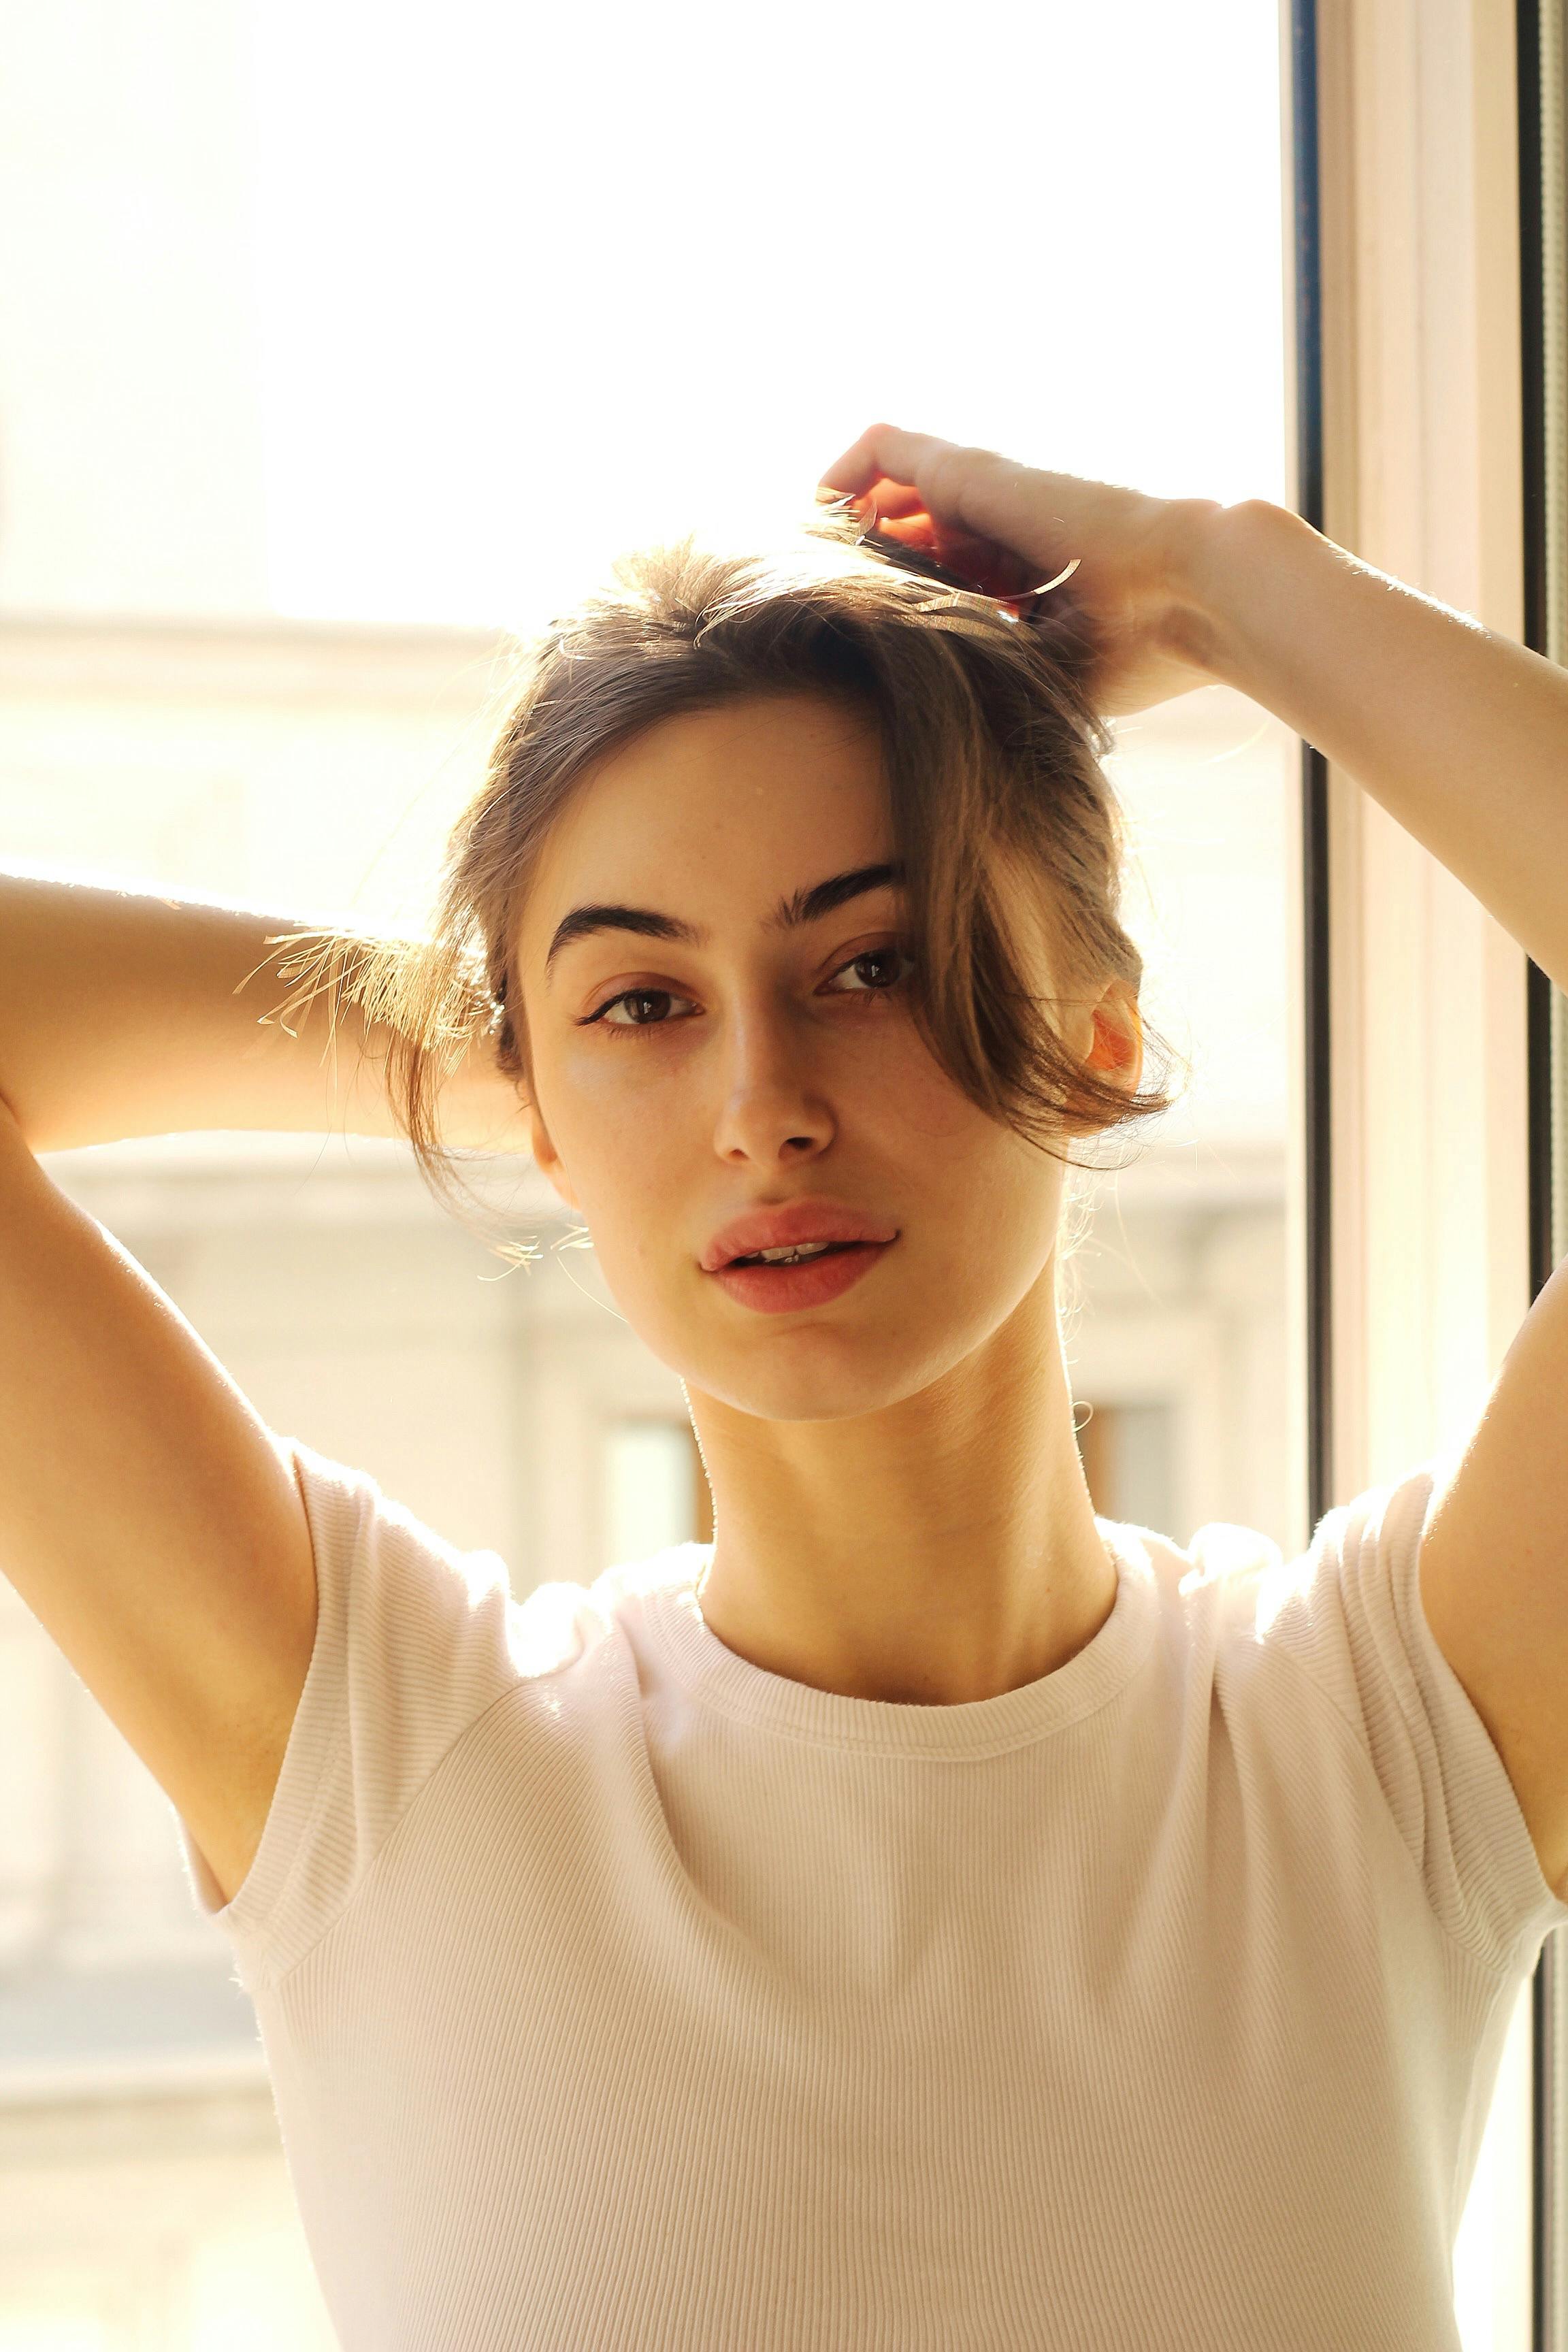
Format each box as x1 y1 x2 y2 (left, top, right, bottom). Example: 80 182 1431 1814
826 947 915 996
581 955 910 1031
589 987 696 1029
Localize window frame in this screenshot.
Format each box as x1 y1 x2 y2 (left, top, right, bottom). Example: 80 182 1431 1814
1287 0 1565 2339
1518 1 1568 2340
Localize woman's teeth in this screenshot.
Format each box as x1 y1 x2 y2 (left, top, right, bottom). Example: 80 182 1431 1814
736 1241 840 1266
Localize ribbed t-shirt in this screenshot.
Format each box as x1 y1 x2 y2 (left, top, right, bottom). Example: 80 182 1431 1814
180 1440 1568 2351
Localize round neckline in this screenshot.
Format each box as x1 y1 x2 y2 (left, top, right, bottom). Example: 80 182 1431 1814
640 1523 1158 1758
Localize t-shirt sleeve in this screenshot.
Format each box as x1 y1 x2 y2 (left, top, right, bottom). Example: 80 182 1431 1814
177 1437 538 1989
1250 1459 1568 1975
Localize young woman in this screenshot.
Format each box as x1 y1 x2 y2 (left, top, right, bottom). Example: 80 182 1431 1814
1 423 1565 2349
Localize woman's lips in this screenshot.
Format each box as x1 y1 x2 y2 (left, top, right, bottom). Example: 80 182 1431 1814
708 1238 892 1315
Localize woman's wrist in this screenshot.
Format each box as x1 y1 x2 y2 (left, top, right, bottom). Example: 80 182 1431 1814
1156 495 1320 694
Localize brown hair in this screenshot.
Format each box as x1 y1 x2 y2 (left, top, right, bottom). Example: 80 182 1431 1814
264 507 1179 1223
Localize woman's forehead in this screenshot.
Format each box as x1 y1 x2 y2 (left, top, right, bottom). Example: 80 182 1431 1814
574 693 883 817
519 697 894 956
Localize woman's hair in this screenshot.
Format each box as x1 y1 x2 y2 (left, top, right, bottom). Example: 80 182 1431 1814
265 504 1180 1222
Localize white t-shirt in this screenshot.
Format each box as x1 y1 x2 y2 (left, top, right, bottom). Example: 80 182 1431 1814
181 1440 1568 2351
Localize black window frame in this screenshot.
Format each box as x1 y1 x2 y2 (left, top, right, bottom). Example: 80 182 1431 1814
1518 1 1568 2340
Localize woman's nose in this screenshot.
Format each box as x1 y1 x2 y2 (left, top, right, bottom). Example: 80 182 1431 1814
710 1007 836 1169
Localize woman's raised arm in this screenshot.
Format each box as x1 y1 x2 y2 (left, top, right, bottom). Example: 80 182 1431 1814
0 871 531 1156
0 869 529 1915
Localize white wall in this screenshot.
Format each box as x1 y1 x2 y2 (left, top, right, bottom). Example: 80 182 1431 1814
0 0 270 617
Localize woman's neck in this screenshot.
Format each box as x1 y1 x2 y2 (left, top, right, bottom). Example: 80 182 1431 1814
687 1275 1117 1706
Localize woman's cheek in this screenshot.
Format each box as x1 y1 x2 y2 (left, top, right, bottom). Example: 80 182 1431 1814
551 1032 681 1139
864 1041 987 1151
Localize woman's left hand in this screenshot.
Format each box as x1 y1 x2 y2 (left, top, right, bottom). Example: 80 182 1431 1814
819 423 1232 717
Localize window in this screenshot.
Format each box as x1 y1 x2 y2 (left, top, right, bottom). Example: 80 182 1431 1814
602 1420 713 1569
1301 0 1568 2336
1068 689 1297 1551
0 0 1377 2342
1075 1401 1179 1538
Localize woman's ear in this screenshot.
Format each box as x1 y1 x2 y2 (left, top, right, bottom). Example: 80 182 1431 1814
527 1098 582 1211
1085 983 1143 1093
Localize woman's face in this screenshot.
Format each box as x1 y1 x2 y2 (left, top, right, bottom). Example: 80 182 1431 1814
517 691 1130 1424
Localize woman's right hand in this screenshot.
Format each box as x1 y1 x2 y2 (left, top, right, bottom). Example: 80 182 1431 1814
819 422 1237 718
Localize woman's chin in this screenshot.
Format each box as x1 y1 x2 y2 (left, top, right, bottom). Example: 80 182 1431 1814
678 1330 970 1427
621 1256 1055 1429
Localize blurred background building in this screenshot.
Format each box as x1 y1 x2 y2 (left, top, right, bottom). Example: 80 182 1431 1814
0 0 1302 2340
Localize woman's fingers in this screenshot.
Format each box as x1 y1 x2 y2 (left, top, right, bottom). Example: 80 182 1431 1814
819 423 954 498
821 425 1087 575
820 428 1062 600
820 426 1227 717
824 476 928 523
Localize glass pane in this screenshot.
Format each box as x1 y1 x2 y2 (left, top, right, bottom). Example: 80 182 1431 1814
1068 693 1296 1551
0 2 1289 2344
602 1421 701 1569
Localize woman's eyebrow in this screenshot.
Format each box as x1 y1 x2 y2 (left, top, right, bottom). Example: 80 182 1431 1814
544 862 904 974
544 903 696 971
771 861 904 930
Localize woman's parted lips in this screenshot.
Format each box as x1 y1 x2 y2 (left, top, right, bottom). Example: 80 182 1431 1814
700 1200 900 1273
